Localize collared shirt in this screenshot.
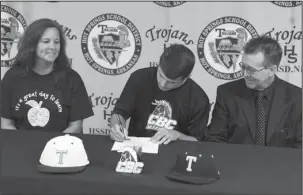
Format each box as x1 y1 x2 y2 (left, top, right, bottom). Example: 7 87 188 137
251 77 277 133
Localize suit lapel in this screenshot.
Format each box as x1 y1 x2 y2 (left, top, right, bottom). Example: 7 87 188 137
266 78 289 143
239 80 257 140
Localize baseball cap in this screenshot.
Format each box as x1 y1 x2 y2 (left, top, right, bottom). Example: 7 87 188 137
166 150 220 185
37 134 89 173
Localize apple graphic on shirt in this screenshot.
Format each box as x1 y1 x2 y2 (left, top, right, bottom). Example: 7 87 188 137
25 100 50 127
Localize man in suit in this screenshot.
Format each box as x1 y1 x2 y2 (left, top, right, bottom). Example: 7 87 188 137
207 35 302 148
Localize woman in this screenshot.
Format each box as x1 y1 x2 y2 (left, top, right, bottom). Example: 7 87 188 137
1 18 94 133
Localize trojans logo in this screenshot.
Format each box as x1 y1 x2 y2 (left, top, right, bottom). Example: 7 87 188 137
81 13 142 75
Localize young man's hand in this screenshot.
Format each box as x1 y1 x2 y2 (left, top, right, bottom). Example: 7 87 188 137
110 124 128 142
150 128 180 145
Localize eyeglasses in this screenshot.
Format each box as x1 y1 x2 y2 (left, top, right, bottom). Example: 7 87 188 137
239 62 269 76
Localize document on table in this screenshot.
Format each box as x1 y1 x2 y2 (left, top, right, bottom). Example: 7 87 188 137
111 136 159 154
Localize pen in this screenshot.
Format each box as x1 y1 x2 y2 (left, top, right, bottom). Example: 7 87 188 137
116 115 129 140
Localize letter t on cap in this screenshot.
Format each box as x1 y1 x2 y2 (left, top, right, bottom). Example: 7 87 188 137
186 156 197 172
56 150 68 165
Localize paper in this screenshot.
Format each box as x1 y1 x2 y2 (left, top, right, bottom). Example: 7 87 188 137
111 136 159 154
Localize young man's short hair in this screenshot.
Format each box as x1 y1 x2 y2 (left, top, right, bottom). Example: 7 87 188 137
159 44 195 79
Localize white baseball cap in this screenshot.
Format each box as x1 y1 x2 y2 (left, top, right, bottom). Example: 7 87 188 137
38 134 89 173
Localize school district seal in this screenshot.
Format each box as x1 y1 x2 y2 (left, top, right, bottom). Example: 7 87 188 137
271 1 302 7
153 1 186 7
197 16 259 80
81 13 142 75
1 5 27 67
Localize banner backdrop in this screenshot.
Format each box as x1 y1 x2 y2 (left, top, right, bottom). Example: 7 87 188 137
1 1 302 135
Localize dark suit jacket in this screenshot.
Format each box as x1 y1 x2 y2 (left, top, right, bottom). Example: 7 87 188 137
207 76 302 148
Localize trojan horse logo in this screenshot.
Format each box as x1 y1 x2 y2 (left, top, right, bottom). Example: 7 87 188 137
151 100 172 119
145 100 177 130
119 147 138 162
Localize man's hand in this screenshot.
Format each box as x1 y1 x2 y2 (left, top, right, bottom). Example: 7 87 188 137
110 124 128 142
150 128 180 145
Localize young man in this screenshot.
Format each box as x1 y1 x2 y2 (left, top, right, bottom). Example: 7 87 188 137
208 35 302 148
110 44 210 145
